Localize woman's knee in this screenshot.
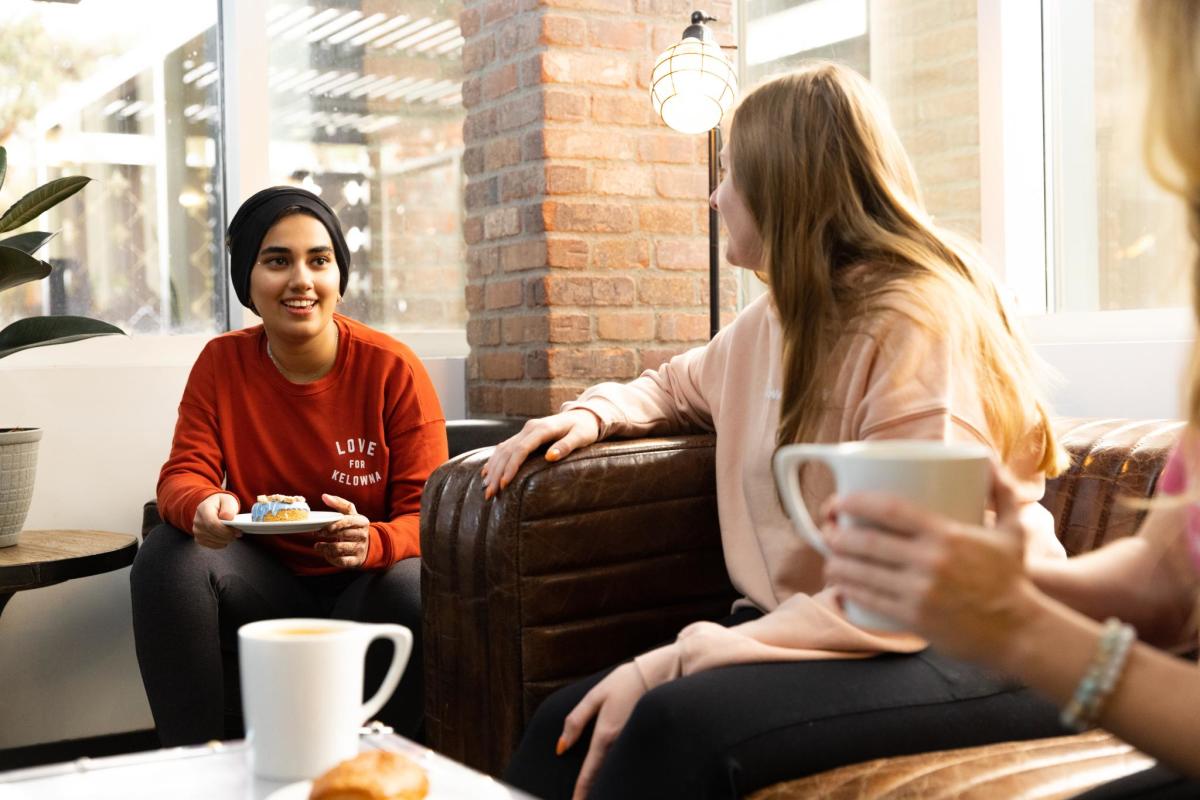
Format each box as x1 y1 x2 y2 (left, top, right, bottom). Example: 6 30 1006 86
594 680 728 797
131 525 202 591
351 557 421 627
379 556 421 613
130 524 248 602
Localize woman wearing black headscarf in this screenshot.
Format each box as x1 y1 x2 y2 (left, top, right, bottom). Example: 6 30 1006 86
130 187 447 745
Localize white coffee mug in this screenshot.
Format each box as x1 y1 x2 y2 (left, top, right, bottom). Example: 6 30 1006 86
238 617 412 780
772 439 991 631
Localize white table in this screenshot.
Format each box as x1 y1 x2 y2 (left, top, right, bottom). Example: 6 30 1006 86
0 731 534 800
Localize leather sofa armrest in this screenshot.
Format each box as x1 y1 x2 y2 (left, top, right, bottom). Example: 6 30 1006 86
420 434 737 776
1045 418 1184 554
142 501 162 539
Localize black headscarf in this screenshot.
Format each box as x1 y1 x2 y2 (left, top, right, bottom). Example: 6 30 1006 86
226 186 351 310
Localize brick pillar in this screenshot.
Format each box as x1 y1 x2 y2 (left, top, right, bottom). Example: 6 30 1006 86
461 0 734 418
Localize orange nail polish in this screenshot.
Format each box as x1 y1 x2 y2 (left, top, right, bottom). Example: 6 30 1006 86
555 736 567 756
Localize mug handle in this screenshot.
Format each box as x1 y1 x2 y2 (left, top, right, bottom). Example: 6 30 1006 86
772 444 836 558
358 624 413 724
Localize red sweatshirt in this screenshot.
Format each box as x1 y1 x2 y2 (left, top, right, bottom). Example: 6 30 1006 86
157 314 447 574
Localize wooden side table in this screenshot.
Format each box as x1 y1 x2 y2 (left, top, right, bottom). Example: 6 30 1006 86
0 530 138 619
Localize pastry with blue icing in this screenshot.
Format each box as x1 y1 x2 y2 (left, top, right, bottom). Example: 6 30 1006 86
250 494 310 522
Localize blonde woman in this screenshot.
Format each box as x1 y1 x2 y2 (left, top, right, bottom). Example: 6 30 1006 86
490 63 1069 800
826 3 1200 798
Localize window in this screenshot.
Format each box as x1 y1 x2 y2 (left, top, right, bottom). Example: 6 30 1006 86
742 0 981 241
739 0 1191 322
0 0 467 351
739 0 983 300
0 2 224 334
1043 0 1190 313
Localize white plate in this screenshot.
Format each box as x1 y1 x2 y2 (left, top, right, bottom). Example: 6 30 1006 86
221 511 343 534
265 781 310 800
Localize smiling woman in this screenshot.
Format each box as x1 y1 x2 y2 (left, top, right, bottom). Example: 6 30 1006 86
226 188 353 382
128 186 449 747
251 212 343 381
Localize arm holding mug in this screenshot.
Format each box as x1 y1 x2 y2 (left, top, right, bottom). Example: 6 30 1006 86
824 462 1200 778
1024 510 1197 647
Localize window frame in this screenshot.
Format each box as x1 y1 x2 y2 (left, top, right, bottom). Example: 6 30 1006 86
977 0 1048 315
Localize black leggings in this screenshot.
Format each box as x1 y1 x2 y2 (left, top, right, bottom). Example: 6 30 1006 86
506 607 1068 800
129 525 422 746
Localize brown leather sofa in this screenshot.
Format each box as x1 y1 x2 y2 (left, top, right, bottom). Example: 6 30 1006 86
420 417 1184 798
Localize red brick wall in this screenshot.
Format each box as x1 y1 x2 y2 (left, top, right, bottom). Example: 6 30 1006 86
461 0 733 417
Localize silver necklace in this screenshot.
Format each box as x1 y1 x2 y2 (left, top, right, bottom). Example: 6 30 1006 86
266 326 339 382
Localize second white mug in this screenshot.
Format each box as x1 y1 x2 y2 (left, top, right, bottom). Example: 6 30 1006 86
238 617 412 781
772 439 991 631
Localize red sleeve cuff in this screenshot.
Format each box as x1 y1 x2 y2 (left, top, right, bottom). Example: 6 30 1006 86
165 488 232 536
362 525 392 570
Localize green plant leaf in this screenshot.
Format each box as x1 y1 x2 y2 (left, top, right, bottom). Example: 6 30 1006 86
0 231 57 255
0 245 51 292
0 147 6 194
0 176 91 233
0 316 124 360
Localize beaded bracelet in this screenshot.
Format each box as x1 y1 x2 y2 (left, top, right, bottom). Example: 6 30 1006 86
1059 617 1137 732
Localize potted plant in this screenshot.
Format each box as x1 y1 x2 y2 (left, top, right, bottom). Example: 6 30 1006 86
0 145 123 546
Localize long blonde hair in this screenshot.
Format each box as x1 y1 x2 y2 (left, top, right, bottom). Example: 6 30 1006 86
1140 1 1200 427
730 63 1065 475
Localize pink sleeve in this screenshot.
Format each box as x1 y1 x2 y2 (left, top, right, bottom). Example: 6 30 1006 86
560 343 714 439
1159 446 1187 496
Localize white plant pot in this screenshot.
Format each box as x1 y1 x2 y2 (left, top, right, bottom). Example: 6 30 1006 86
0 428 42 547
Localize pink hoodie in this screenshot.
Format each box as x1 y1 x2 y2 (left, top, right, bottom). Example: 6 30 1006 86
562 291 1063 689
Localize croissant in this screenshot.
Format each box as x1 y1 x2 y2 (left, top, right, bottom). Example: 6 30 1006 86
308 750 429 800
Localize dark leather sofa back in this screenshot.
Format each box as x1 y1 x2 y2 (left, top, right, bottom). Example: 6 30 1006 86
1046 418 1183 553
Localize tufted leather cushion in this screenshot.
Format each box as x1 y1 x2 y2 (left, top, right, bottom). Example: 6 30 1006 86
420 417 1183 789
